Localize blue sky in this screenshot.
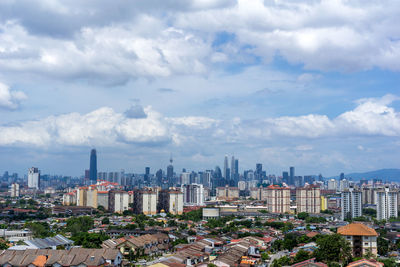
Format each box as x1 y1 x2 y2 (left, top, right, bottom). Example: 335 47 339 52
0 0 399 177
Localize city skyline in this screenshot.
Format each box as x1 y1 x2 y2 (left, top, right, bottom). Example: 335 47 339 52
0 1 400 176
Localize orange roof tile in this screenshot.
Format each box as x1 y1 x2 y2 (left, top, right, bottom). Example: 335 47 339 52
32 255 47 267
338 223 378 236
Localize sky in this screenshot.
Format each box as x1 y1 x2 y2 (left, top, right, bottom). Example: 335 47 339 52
0 0 399 177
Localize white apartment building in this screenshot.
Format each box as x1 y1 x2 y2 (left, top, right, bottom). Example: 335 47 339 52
28 167 40 189
181 183 204 206
376 187 398 221
341 187 362 220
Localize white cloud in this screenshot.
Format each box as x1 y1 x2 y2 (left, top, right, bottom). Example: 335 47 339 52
0 82 27 110
0 106 170 147
0 94 398 147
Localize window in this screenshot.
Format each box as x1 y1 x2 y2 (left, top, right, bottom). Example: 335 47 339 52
364 243 369 246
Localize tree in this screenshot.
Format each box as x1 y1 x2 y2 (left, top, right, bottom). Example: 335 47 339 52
298 212 309 220
313 234 352 264
25 222 51 238
377 236 389 256
101 217 110 224
261 252 270 261
71 232 109 248
294 249 311 263
66 216 94 235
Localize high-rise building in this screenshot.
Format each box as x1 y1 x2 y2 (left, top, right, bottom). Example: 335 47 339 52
89 149 97 183
180 172 190 185
234 159 239 175
181 184 204 206
289 167 295 185
167 156 174 183
108 190 130 213
158 190 183 215
282 171 289 184
256 163 262 180
376 187 398 221
339 179 350 191
341 187 362 220
144 167 150 183
223 155 228 179
296 185 321 214
265 184 290 213
340 173 345 180
328 179 338 191
133 190 157 215
216 185 239 200
28 167 40 189
230 156 235 178
10 183 20 197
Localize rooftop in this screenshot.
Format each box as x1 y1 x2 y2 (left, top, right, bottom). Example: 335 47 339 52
337 223 378 237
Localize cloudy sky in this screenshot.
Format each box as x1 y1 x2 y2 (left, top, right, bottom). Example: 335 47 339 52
0 0 399 177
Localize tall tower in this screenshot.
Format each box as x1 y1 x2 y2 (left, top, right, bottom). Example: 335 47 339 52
289 166 295 185
223 155 228 179
230 155 235 177
89 149 97 184
167 155 174 182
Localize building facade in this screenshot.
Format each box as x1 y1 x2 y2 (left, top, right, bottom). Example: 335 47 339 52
338 223 378 258
181 184 204 206
341 187 362 220
133 190 157 215
376 187 398 221
28 167 40 189
296 185 321 214
265 185 290 213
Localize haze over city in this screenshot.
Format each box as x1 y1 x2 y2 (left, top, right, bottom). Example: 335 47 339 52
0 1 400 176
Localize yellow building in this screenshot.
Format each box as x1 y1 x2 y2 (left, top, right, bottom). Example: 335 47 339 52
321 196 328 211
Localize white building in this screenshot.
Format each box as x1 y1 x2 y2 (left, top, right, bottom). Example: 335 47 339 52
238 181 246 191
180 172 190 185
376 187 398 221
339 179 350 191
181 184 204 206
28 167 40 189
341 187 362 220
327 179 337 191
10 183 20 197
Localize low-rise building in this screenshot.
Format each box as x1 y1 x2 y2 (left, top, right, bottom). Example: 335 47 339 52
338 223 378 258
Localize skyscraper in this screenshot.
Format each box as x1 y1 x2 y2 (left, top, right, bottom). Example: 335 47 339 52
256 163 262 180
282 171 289 184
230 155 235 178
223 155 228 179
167 156 174 183
289 166 295 185
144 167 150 183
28 167 40 189
89 149 97 184
234 159 239 176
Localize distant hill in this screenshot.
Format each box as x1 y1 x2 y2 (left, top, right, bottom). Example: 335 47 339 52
332 169 400 182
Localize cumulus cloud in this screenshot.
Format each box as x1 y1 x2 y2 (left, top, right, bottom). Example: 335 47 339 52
0 82 27 110
0 94 398 148
0 106 170 147
0 0 398 84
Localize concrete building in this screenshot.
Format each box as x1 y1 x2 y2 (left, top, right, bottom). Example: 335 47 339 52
320 196 328 211
97 191 109 210
296 185 321 214
86 186 98 209
265 184 290 213
62 191 77 206
76 187 88 206
338 223 378 258
108 190 130 213
181 184 204 206
28 167 40 190
327 179 337 191
376 187 398 221
180 172 190 185
158 190 183 215
216 186 239 200
10 183 20 197
341 187 362 220
133 190 157 215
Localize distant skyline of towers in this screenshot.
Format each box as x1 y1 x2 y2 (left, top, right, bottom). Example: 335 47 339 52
89 149 97 184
